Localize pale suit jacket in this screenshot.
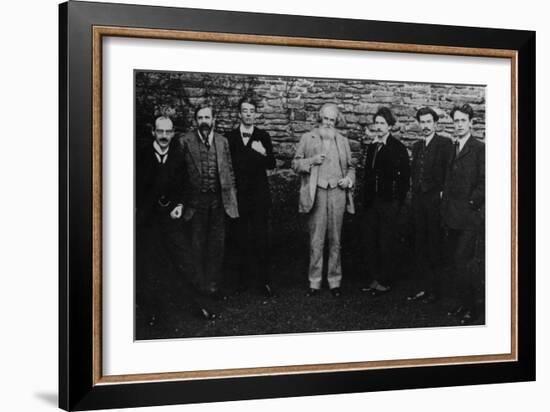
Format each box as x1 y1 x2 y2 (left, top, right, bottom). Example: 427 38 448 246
292 128 356 214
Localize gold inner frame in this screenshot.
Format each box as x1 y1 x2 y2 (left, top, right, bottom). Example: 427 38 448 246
91 26 518 385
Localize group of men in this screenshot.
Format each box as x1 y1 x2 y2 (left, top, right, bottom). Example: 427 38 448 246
136 95 485 326
137 97 276 321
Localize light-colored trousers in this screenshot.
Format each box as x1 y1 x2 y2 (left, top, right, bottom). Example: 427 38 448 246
308 186 347 289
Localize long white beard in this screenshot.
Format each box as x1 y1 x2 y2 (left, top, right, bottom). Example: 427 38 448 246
319 126 335 140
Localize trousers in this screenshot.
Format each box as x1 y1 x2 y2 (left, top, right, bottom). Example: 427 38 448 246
363 198 401 284
189 191 226 293
307 186 347 289
413 191 444 294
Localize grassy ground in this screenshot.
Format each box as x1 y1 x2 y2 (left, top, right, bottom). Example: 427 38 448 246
135 231 485 340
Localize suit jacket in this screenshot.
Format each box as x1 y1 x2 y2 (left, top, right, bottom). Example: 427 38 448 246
411 133 454 195
363 134 410 208
178 130 239 220
135 141 185 226
226 126 276 215
293 128 356 214
441 136 485 230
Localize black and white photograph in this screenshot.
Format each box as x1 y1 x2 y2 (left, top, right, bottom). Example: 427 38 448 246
134 70 486 340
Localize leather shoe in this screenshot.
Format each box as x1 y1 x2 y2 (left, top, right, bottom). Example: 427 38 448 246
460 310 478 325
370 285 391 297
447 305 465 318
196 307 217 321
261 284 277 298
407 290 426 302
330 287 342 298
306 288 320 297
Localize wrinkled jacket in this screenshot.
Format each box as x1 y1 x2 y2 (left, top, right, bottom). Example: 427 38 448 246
178 130 239 220
442 136 485 230
292 128 355 214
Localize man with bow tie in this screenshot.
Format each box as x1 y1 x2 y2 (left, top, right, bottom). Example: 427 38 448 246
362 107 410 296
441 103 485 325
226 96 277 298
407 107 453 304
293 103 356 298
178 103 239 300
136 115 216 321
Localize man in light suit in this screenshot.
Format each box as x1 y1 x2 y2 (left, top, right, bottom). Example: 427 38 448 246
178 103 239 299
441 103 485 325
293 103 355 297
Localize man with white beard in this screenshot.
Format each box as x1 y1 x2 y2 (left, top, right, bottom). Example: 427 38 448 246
293 103 356 298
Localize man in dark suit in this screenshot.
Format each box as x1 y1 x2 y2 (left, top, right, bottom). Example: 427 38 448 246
136 115 216 321
226 96 277 298
362 107 410 296
441 103 485 325
407 107 453 304
178 104 239 299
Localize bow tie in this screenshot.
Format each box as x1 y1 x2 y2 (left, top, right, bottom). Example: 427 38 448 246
242 132 252 138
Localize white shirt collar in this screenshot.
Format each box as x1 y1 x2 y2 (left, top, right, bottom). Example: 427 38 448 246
375 133 390 145
425 132 435 146
457 133 471 151
153 140 169 155
198 129 214 146
152 141 169 164
240 124 254 144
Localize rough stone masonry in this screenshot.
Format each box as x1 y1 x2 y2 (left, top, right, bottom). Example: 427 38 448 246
135 71 486 250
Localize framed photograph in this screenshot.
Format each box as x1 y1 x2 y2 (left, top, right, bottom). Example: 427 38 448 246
59 1 535 410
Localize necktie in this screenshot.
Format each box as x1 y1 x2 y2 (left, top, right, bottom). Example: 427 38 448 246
242 132 252 138
372 142 383 169
203 138 210 150
454 140 460 158
154 151 167 164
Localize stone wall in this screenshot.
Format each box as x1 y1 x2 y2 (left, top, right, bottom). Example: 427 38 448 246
135 71 486 250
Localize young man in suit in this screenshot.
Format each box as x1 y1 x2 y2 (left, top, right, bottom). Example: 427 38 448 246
441 103 485 325
362 107 410 296
226 96 277 298
178 104 239 300
407 107 454 304
136 116 216 321
293 103 355 298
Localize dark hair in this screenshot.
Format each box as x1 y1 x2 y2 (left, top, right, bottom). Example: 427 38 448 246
238 95 259 111
373 107 396 127
415 107 439 122
450 103 474 120
194 101 216 119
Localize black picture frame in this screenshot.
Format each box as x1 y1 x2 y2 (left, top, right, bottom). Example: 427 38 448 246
59 1 535 410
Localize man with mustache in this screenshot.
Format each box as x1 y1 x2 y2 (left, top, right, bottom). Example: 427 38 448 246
362 107 410 296
226 96 277 298
407 107 453 304
178 103 239 300
293 103 355 297
136 116 216 321
441 103 485 325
